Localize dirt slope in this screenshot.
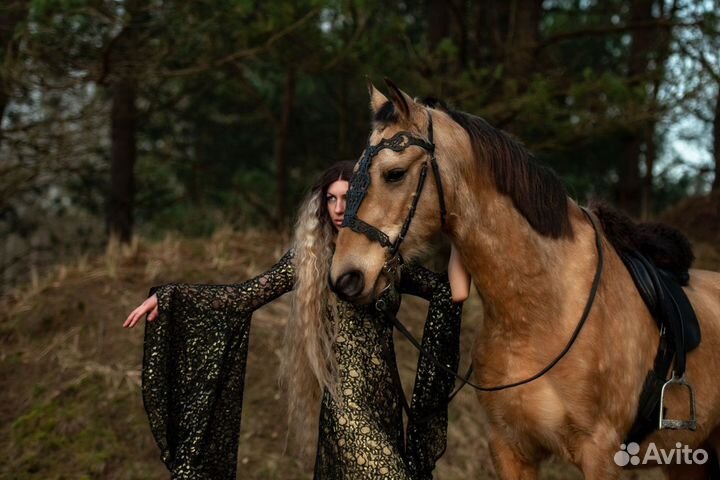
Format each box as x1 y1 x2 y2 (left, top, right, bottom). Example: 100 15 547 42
2 224 696 478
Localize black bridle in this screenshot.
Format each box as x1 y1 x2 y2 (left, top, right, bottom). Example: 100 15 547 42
341 110 447 281
342 107 604 399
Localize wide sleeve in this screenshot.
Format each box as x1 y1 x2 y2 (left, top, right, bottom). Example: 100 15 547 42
142 249 295 480
399 261 463 480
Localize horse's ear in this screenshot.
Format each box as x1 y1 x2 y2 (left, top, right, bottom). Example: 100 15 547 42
367 80 389 115
384 78 423 121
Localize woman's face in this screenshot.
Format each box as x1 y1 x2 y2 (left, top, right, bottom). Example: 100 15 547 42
326 179 349 230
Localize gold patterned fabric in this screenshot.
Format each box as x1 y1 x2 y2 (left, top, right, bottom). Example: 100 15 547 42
142 250 462 479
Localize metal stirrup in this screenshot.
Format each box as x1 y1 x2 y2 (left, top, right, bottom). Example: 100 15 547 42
659 372 697 431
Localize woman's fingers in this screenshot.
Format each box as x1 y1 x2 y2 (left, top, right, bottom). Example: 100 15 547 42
125 309 139 328
127 311 140 328
124 295 160 328
123 307 140 328
124 306 146 328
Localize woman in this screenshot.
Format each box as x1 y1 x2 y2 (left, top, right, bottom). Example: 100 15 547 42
124 161 464 479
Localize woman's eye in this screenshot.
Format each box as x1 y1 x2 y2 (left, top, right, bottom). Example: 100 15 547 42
384 169 406 183
327 195 336 203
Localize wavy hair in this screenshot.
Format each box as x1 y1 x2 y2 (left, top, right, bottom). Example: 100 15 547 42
281 160 355 450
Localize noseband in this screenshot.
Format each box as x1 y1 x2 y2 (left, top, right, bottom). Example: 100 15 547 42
341 110 447 280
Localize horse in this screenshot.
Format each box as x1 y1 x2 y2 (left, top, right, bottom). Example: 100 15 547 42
328 79 720 479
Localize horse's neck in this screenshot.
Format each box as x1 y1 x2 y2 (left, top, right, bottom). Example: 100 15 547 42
452 196 594 333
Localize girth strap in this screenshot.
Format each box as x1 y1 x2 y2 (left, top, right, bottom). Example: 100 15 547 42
621 251 701 444
377 207 604 395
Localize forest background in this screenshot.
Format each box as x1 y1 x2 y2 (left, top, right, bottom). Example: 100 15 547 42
1 0 720 478
1 0 719 291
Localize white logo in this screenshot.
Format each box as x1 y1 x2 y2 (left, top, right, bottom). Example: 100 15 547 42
614 443 641 466
614 442 708 466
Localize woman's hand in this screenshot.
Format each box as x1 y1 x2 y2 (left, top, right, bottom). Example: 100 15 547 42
448 243 471 303
124 293 159 328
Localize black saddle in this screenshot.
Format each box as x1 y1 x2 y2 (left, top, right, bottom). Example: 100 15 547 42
621 251 701 444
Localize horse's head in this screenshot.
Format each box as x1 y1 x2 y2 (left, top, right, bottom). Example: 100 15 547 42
330 80 574 304
329 80 456 304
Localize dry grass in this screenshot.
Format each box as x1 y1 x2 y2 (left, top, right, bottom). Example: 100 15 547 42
3 224 713 478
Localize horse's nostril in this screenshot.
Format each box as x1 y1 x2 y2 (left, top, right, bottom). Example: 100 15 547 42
334 270 364 300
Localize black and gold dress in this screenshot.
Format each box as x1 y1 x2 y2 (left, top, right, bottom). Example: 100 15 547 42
142 249 462 480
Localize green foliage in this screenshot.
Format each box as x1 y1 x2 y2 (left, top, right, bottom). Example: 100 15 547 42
1 0 718 284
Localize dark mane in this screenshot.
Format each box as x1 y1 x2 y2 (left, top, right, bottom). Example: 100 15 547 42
592 202 694 284
435 102 572 238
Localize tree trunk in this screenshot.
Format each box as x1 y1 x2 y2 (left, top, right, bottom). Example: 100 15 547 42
618 0 679 217
337 77 348 159
105 0 145 243
617 0 656 217
0 89 8 133
428 0 451 51
618 136 643 217
108 80 137 243
0 0 31 146
476 0 509 67
505 0 543 80
713 85 720 192
275 68 296 223
428 0 466 75
641 132 656 218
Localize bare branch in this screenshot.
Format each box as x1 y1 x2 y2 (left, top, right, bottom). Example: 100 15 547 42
538 18 705 51
161 8 320 78
676 42 720 83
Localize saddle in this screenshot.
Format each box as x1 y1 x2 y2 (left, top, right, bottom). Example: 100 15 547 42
621 250 701 445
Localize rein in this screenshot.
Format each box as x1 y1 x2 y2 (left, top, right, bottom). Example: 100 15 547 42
380 208 604 394
343 107 604 397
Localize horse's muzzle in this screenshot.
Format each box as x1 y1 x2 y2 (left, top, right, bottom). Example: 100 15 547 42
329 270 365 302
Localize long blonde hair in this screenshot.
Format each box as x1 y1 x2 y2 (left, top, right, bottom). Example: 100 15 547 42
281 161 355 449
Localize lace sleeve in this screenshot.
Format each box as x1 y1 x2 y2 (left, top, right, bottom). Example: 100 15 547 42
152 248 295 320
398 261 442 300
399 261 464 480
142 248 295 478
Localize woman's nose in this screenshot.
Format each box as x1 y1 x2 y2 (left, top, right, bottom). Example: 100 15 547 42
335 199 346 214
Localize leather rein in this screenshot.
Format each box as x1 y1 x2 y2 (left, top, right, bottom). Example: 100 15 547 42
343 109 605 395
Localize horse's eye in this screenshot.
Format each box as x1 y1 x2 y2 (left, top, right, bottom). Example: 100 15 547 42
384 168 406 183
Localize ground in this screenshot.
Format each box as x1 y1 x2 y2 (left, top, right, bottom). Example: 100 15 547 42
2 197 718 479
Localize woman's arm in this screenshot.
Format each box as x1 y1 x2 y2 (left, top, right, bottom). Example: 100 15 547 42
228 248 296 315
138 248 296 478
398 261 442 300
124 249 296 328
448 242 471 303
396 259 464 479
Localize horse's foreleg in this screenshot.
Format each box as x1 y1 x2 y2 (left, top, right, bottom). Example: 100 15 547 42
575 433 622 480
487 429 540 480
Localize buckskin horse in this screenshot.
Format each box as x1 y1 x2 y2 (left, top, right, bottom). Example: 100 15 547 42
328 80 720 479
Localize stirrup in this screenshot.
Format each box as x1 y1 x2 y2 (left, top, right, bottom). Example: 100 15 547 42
658 373 697 431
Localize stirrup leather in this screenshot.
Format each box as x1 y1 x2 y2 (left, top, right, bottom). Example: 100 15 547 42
658 373 697 431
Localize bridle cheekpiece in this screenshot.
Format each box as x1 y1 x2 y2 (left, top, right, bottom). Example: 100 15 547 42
341 110 447 285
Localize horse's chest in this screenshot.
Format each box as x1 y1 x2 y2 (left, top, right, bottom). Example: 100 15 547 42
474 343 571 447
482 382 568 437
